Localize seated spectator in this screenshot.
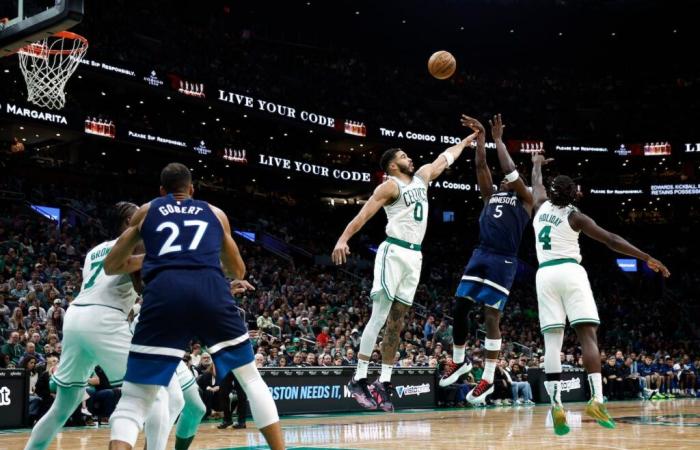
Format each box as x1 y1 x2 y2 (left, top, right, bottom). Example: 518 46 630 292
19 342 45 367
256 310 274 334
86 366 118 425
305 352 317 367
254 353 265 368
316 327 331 348
602 355 623 400
290 352 304 367
621 357 641 399
9 307 26 333
195 352 214 376
1 331 23 365
196 364 220 419
342 348 357 366
24 356 42 423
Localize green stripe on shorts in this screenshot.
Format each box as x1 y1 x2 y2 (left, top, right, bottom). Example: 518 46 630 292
570 318 600 326
541 324 566 332
181 378 197 391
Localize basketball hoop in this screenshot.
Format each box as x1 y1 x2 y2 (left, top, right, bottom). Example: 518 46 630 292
17 31 88 110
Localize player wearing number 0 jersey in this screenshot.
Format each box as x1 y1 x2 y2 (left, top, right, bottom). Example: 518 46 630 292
530 153 670 436
332 120 478 412
104 163 284 450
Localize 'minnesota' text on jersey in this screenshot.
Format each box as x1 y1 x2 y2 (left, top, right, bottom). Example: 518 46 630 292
141 194 224 282
383 175 429 245
478 192 530 256
533 200 582 263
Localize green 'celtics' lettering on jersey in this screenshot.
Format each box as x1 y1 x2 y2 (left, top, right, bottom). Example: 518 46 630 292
402 187 428 207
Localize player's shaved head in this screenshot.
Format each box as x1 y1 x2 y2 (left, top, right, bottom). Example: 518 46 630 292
549 175 577 207
160 162 192 193
380 148 401 173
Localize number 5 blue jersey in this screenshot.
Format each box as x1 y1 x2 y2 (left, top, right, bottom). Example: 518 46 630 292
141 194 224 282
477 192 530 256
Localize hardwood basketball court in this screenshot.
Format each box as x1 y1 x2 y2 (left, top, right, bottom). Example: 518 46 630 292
2 399 698 449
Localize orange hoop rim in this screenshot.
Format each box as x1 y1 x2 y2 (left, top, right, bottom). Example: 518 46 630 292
19 31 88 57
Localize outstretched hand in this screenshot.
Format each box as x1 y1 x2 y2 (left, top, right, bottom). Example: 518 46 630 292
646 257 671 278
531 151 554 165
489 114 506 141
461 114 485 135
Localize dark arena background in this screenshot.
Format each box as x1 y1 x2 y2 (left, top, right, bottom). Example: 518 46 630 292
0 1 699 449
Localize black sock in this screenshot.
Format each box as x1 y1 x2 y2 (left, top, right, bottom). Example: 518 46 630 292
453 298 472 346
175 436 196 450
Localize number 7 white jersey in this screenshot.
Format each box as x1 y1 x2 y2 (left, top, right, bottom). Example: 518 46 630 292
533 201 582 264
71 239 139 315
383 175 429 245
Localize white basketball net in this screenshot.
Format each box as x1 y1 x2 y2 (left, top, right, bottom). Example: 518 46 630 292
18 33 88 110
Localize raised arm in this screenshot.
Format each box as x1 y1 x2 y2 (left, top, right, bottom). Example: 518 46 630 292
416 132 478 182
210 204 246 280
569 211 670 277
470 116 494 203
531 152 554 211
104 204 149 275
490 114 533 207
331 180 399 265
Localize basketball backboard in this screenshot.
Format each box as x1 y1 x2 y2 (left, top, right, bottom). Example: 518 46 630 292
0 0 84 56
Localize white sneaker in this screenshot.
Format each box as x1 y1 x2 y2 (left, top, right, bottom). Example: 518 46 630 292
81 407 91 416
514 399 523 406
492 399 502 406
524 399 535 406
438 361 473 387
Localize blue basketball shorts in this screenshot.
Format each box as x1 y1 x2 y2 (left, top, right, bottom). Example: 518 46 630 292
126 268 253 386
455 248 517 311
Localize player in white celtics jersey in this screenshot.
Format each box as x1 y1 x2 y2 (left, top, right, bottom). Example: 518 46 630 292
24 203 190 450
530 154 670 435
332 117 481 411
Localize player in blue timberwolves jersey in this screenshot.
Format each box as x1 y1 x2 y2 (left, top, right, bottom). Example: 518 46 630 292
103 163 284 450
440 115 535 404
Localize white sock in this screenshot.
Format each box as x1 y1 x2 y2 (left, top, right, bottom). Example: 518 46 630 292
354 360 369 381
379 364 393 383
453 346 465 364
588 373 604 403
483 359 497 383
544 380 562 406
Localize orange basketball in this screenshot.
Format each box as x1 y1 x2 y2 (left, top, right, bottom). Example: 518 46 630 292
428 50 456 80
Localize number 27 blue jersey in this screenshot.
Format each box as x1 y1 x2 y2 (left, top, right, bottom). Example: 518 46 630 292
141 194 224 282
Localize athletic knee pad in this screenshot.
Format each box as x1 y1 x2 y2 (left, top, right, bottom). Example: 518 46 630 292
110 382 160 446
543 329 564 374
359 293 392 357
234 362 279 429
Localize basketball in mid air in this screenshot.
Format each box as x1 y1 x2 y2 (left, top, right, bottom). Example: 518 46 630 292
428 50 456 80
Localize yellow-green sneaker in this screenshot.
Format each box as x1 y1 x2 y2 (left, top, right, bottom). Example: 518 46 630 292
585 400 616 429
551 405 570 436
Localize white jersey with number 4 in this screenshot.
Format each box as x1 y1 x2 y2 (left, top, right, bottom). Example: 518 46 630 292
384 175 429 245
71 239 139 315
533 201 582 264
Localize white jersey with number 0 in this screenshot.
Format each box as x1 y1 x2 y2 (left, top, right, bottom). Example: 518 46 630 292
71 239 139 315
533 200 582 264
383 175 429 245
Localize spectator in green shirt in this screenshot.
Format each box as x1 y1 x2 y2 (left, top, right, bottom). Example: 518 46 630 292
1 331 24 365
